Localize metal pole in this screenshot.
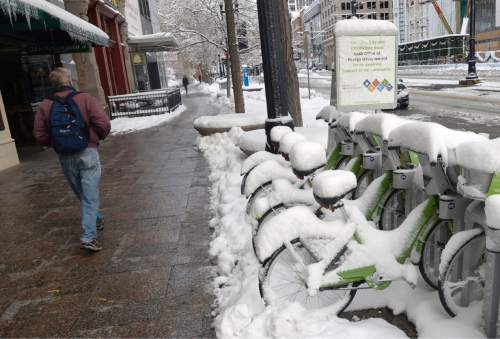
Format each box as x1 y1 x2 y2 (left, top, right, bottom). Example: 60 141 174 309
226 55 231 98
466 0 478 80
256 0 293 152
306 31 311 100
484 230 500 338
351 0 359 17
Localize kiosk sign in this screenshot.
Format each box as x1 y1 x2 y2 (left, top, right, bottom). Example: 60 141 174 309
335 19 398 111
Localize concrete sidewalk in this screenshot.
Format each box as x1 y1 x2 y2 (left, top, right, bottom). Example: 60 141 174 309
0 89 216 337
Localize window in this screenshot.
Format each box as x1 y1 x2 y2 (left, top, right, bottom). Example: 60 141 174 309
380 1 389 9
379 12 389 20
341 3 345 10
139 0 151 20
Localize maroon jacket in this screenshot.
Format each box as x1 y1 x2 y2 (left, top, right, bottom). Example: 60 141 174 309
33 88 111 148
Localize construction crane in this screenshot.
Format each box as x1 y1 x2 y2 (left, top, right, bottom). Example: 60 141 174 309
421 0 454 34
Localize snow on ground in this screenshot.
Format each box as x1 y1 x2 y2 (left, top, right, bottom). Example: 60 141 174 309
399 63 500 78
197 127 485 339
110 105 186 135
402 77 500 91
194 84 329 131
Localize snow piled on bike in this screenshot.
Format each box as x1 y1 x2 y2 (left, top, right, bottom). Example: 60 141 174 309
197 127 484 338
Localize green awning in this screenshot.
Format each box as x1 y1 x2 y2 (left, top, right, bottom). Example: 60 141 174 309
0 0 110 46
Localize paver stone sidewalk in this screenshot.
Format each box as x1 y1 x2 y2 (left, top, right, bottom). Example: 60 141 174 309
0 89 215 338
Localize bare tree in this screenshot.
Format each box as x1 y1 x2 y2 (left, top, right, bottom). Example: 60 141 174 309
224 0 245 113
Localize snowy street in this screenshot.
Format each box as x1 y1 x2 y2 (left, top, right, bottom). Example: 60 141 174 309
298 68 500 138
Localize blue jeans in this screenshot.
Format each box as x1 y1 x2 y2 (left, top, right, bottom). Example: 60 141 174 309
59 148 102 243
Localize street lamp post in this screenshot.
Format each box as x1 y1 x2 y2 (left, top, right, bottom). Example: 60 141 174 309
256 0 293 153
350 0 359 17
460 0 480 85
467 0 478 80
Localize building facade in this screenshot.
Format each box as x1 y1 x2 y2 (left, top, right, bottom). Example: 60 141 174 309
87 0 132 97
303 0 324 67
291 10 305 60
475 0 500 51
289 0 313 12
0 0 111 170
321 0 394 68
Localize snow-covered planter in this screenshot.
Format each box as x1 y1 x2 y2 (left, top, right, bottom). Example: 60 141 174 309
194 113 266 136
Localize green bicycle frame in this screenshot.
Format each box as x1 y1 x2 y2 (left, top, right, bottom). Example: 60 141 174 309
320 196 439 291
325 144 342 170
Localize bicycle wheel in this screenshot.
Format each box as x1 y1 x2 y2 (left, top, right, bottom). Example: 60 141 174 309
419 220 453 289
252 204 289 257
259 239 357 311
378 189 406 231
353 170 374 199
438 230 486 317
246 182 273 216
241 170 251 195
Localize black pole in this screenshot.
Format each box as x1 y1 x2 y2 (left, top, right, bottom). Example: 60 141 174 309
466 0 478 80
218 54 222 77
351 0 359 18
257 0 293 152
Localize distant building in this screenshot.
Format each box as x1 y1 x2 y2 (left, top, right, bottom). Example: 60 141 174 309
303 0 324 67
289 0 313 12
291 10 305 60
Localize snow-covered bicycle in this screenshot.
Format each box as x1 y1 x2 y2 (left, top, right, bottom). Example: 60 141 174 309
256 123 487 311
251 113 420 240
438 138 500 317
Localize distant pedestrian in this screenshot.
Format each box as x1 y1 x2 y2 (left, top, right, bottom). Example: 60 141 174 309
182 75 189 94
33 68 110 252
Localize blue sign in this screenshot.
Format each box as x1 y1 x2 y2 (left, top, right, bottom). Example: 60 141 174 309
243 66 249 87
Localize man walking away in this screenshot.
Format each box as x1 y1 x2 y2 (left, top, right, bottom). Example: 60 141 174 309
33 68 110 252
182 75 189 94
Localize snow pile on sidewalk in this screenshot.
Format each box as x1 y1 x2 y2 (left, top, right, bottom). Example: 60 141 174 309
194 85 329 135
198 128 485 339
110 105 186 135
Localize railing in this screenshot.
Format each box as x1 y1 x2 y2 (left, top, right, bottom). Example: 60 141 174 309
398 34 468 66
108 88 182 120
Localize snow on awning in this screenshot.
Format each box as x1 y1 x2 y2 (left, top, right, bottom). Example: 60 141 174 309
0 0 110 46
128 32 179 53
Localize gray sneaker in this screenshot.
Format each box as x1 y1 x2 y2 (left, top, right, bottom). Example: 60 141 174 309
81 239 103 252
96 218 104 231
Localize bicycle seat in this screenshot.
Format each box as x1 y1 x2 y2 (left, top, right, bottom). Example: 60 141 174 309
388 121 487 166
316 105 341 123
354 113 410 142
455 138 500 199
456 138 500 174
312 170 357 207
289 141 326 178
279 132 307 160
270 125 293 144
338 112 370 134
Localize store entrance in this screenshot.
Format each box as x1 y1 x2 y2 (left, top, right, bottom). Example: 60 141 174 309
0 51 60 156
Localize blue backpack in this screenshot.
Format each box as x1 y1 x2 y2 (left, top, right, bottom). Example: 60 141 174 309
48 91 89 154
